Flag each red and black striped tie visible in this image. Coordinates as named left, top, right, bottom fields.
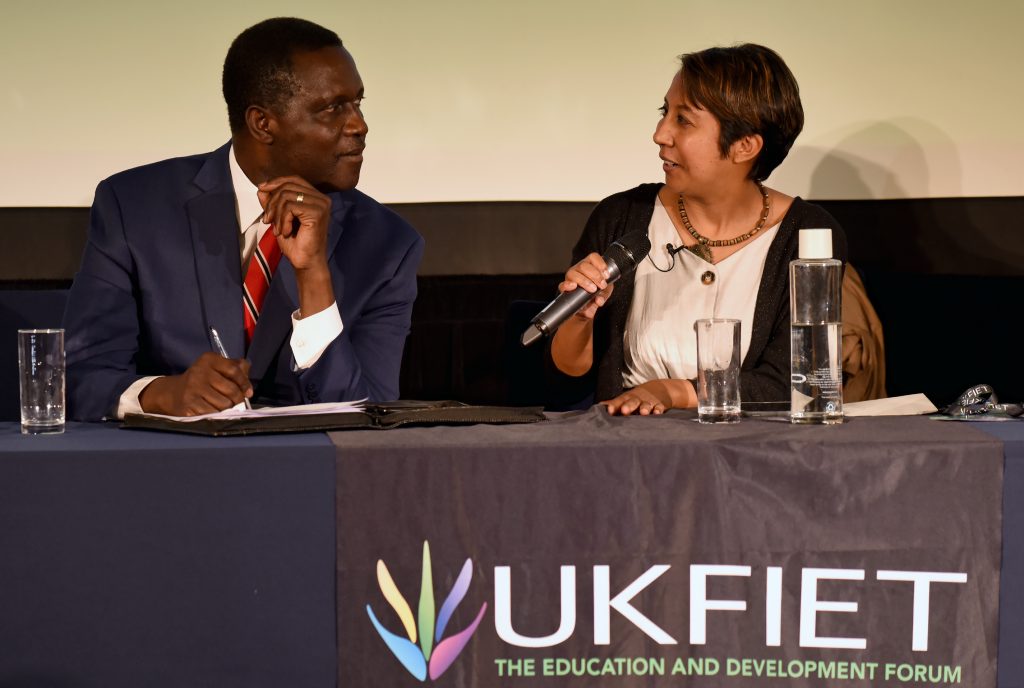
left=242, top=229, right=282, bottom=346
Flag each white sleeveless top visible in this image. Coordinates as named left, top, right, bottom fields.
left=622, top=197, right=780, bottom=387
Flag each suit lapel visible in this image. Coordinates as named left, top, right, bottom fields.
left=186, top=144, right=245, bottom=358
left=246, top=256, right=296, bottom=382
left=324, top=191, right=352, bottom=259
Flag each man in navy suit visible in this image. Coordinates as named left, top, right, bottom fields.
left=63, top=18, right=424, bottom=421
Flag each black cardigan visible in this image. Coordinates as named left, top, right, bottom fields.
left=547, top=183, right=848, bottom=403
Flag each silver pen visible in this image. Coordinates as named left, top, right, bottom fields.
left=209, top=327, right=253, bottom=410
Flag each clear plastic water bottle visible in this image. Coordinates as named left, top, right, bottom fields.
left=790, top=229, right=843, bottom=424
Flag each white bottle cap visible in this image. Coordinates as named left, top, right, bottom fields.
left=798, top=228, right=833, bottom=259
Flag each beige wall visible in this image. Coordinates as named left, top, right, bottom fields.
left=2, top=0, right=1021, bottom=205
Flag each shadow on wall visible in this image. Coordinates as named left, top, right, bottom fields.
left=809, top=150, right=906, bottom=199
left=796, top=118, right=963, bottom=200
left=794, top=120, right=1022, bottom=275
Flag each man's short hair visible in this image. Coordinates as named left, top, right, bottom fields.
left=679, top=44, right=804, bottom=181
left=222, top=17, right=343, bottom=132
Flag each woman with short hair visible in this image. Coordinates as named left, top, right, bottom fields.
left=550, top=44, right=847, bottom=415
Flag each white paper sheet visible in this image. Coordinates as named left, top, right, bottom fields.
left=844, top=393, right=937, bottom=417
left=137, top=399, right=367, bottom=423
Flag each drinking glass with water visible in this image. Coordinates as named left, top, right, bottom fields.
left=18, top=329, right=65, bottom=435
left=694, top=318, right=741, bottom=424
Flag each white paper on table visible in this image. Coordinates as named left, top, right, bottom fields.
left=137, top=399, right=368, bottom=423
left=844, top=393, right=937, bottom=417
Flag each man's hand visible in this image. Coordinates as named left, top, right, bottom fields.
left=139, top=352, right=252, bottom=416
left=257, top=176, right=331, bottom=272
left=257, top=176, right=335, bottom=317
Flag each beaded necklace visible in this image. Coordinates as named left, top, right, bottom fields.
left=677, top=181, right=770, bottom=263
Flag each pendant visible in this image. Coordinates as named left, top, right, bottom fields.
left=687, top=242, right=713, bottom=263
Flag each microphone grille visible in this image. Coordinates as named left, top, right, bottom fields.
left=608, top=230, right=652, bottom=270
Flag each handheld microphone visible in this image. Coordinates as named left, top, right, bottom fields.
left=520, top=230, right=652, bottom=347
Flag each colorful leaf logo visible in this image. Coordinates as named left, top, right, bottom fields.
left=367, top=541, right=488, bottom=681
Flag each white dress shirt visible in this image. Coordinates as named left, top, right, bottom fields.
left=622, top=196, right=779, bottom=387
left=115, top=146, right=343, bottom=418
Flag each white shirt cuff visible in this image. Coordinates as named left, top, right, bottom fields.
left=116, top=376, right=161, bottom=419
left=290, top=302, right=344, bottom=370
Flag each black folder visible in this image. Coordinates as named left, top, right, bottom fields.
left=122, top=400, right=546, bottom=436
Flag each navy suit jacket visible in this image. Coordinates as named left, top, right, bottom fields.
left=64, top=143, right=424, bottom=421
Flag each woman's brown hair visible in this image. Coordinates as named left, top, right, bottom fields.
left=680, top=44, right=804, bottom=181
